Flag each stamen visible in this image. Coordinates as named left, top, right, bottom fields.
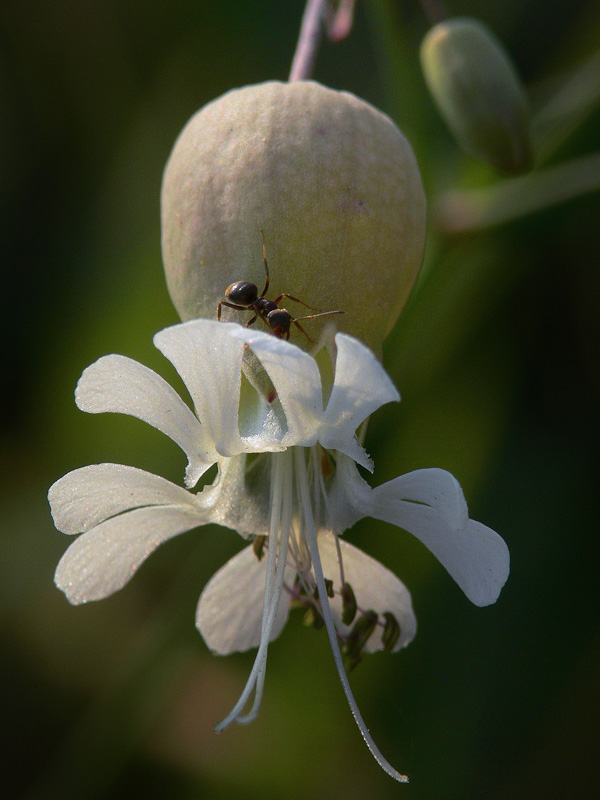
left=214, top=451, right=292, bottom=731
left=288, top=520, right=311, bottom=573
left=340, top=581, right=357, bottom=625
left=382, top=612, right=401, bottom=652
left=333, top=532, right=346, bottom=588
left=253, top=534, right=267, bottom=561
left=237, top=453, right=293, bottom=725
left=293, top=447, right=409, bottom=784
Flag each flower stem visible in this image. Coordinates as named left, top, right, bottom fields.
left=293, top=448, right=409, bottom=783
left=435, top=151, right=600, bottom=233
left=289, top=0, right=328, bottom=81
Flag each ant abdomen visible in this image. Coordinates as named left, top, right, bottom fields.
left=225, top=281, right=258, bottom=306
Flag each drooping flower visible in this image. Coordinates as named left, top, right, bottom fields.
left=49, top=318, right=509, bottom=783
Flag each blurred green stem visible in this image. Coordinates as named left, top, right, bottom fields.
left=532, top=49, right=600, bottom=165
left=435, top=152, right=600, bottom=232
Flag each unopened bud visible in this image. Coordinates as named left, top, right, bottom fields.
left=421, top=18, right=533, bottom=174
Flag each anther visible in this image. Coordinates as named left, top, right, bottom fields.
left=303, top=605, right=324, bottom=629
left=314, top=577, right=335, bottom=600
left=341, top=582, right=357, bottom=625
left=343, top=610, right=378, bottom=671
left=253, top=535, right=267, bottom=561
left=382, top=612, right=401, bottom=652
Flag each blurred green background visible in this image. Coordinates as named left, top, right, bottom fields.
left=1, top=1, right=599, bottom=798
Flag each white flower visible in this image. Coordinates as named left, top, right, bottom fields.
left=48, top=319, right=509, bottom=783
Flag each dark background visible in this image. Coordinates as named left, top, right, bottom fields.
left=1, top=1, right=599, bottom=798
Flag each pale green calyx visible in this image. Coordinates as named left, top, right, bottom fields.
left=161, top=81, right=426, bottom=351
left=421, top=18, right=533, bottom=174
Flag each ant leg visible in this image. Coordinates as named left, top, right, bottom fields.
left=255, top=309, right=272, bottom=332
left=246, top=315, right=258, bottom=328
left=293, top=310, right=345, bottom=322
left=273, top=293, right=317, bottom=310
left=260, top=230, right=270, bottom=298
left=217, top=300, right=251, bottom=320
left=292, top=319, right=314, bottom=343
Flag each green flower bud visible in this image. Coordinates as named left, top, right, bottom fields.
left=421, top=18, right=533, bottom=174
left=161, top=81, right=426, bottom=351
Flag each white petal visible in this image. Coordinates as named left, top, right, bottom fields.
left=371, top=469, right=510, bottom=606
left=327, top=454, right=375, bottom=533
left=55, top=505, right=203, bottom=604
left=386, top=468, right=469, bottom=529
left=75, top=354, right=215, bottom=487
left=317, top=532, right=416, bottom=652
left=196, top=544, right=294, bottom=654
left=329, top=438, right=374, bottom=472
left=194, top=454, right=272, bottom=539
left=319, top=335, right=400, bottom=458
left=233, top=326, right=324, bottom=447
left=49, top=463, right=198, bottom=534
left=154, top=320, right=246, bottom=457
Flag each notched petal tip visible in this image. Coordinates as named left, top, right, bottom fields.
left=48, top=463, right=201, bottom=536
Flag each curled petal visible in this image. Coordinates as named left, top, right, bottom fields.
left=317, top=532, right=416, bottom=652
left=319, top=335, right=399, bottom=469
left=55, top=505, right=203, bottom=604
left=327, top=453, right=375, bottom=533
left=75, top=354, right=215, bottom=487
left=371, top=469, right=509, bottom=606
left=196, top=455, right=272, bottom=540
left=154, top=321, right=246, bottom=457
left=196, top=544, right=294, bottom=654
left=49, top=463, right=198, bottom=534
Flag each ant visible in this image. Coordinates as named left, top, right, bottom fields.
left=217, top=231, right=344, bottom=341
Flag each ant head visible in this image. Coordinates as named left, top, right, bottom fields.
left=267, top=308, right=292, bottom=338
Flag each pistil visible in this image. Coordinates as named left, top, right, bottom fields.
left=293, top=447, right=409, bottom=783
